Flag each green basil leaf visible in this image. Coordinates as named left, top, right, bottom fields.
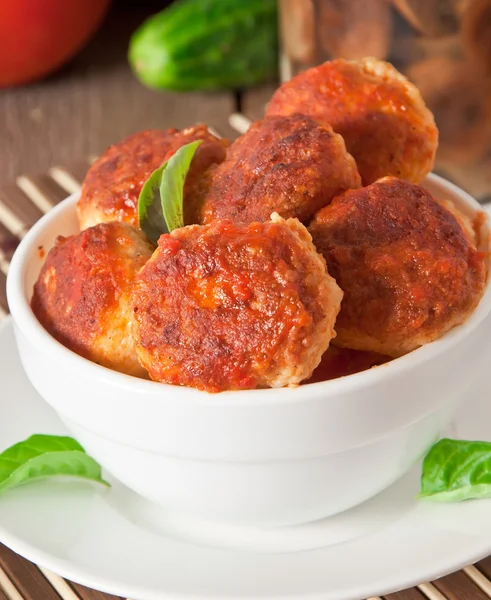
left=160, top=139, right=202, bottom=232
left=138, top=163, right=170, bottom=244
left=419, top=438, right=491, bottom=502
left=0, top=434, right=110, bottom=494
left=138, top=140, right=203, bottom=243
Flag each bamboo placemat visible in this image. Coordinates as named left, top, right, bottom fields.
left=2, top=117, right=491, bottom=600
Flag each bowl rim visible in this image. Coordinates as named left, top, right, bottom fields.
left=7, top=173, right=491, bottom=406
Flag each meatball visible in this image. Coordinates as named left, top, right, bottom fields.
left=267, top=58, right=438, bottom=185
left=77, top=126, right=228, bottom=230
left=132, top=213, right=343, bottom=392
left=192, top=114, right=361, bottom=226
left=437, top=199, right=477, bottom=246
left=31, top=222, right=153, bottom=377
left=306, top=347, right=389, bottom=384
left=309, top=177, right=486, bottom=357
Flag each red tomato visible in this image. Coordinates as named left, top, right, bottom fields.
left=0, top=0, right=111, bottom=87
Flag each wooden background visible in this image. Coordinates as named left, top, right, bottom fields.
left=0, top=5, right=243, bottom=183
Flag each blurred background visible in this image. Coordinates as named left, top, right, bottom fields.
left=2, top=0, right=491, bottom=199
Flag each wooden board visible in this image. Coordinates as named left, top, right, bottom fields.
left=0, top=7, right=237, bottom=183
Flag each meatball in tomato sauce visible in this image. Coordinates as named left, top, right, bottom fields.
left=31, top=222, right=153, bottom=377
left=306, top=347, right=389, bottom=384
left=267, top=58, right=438, bottom=186
left=77, top=126, right=228, bottom=230
left=437, top=199, right=477, bottom=246
left=309, top=177, right=486, bottom=357
left=193, top=114, right=361, bottom=226
left=132, top=214, right=343, bottom=392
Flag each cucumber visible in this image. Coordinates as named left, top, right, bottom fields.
left=128, top=0, right=278, bottom=91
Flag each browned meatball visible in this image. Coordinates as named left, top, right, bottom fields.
left=437, top=199, right=477, bottom=246
left=192, top=114, right=361, bottom=226
left=309, top=177, right=486, bottom=357
left=306, top=347, right=389, bottom=384
left=77, top=126, right=229, bottom=230
left=132, top=214, right=343, bottom=392
left=31, top=222, right=153, bottom=376
left=267, top=58, right=438, bottom=185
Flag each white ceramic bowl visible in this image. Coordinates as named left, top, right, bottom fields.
left=6, top=174, right=491, bottom=529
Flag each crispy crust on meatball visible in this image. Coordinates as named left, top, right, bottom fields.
left=31, top=222, right=154, bottom=376
left=192, top=114, right=361, bottom=226
left=132, top=213, right=343, bottom=392
left=309, top=177, right=486, bottom=357
left=267, top=58, right=438, bottom=185
left=77, top=127, right=228, bottom=230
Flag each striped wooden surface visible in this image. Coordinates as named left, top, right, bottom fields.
left=1, top=116, right=491, bottom=600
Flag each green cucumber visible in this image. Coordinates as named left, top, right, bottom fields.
left=128, top=0, right=278, bottom=91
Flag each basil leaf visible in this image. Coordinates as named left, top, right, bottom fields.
left=0, top=434, right=109, bottom=494
left=138, top=164, right=170, bottom=244
left=160, top=140, right=202, bottom=232
left=138, top=140, right=203, bottom=243
left=419, top=438, right=491, bottom=502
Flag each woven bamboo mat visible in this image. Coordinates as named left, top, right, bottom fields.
left=2, top=117, right=491, bottom=600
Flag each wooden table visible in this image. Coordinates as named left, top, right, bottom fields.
left=0, top=5, right=242, bottom=183
left=1, top=6, right=491, bottom=599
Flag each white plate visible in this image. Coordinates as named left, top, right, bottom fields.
left=2, top=316, right=491, bottom=600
